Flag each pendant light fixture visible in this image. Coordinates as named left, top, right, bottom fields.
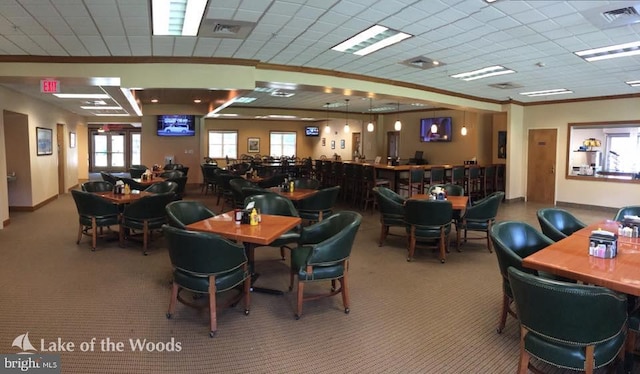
left=324, top=102, right=331, bottom=133
left=461, top=110, right=468, bottom=136
left=430, top=109, right=438, bottom=134
left=344, top=99, right=350, bottom=133
left=394, top=102, right=402, bottom=131
left=367, top=98, right=374, bottom=132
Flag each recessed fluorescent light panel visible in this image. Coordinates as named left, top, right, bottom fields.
left=53, top=93, right=111, bottom=99
left=234, top=97, right=257, bottom=103
left=331, top=25, right=413, bottom=56
left=323, top=102, right=346, bottom=108
left=267, top=115, right=297, bottom=119
left=575, top=41, right=640, bottom=62
left=152, top=0, right=207, bottom=36
left=519, top=89, right=573, bottom=97
left=80, top=106, right=123, bottom=110
left=626, top=80, right=640, bottom=87
left=451, top=66, right=515, bottom=81
left=270, top=91, right=295, bottom=98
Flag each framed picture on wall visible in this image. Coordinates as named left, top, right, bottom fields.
left=248, top=137, right=260, bottom=153
left=322, top=137, right=326, bottom=146
left=36, top=127, right=53, bottom=156
left=69, top=132, right=76, bottom=148
left=498, top=131, right=507, bottom=159
left=340, top=139, right=345, bottom=149
left=331, top=140, right=335, bottom=149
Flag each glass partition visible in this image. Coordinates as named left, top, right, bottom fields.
left=567, top=121, right=640, bottom=182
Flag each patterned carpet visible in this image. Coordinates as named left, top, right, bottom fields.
left=0, top=185, right=630, bottom=373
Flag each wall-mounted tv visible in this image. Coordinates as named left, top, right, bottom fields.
left=305, top=126, right=320, bottom=136
left=420, top=117, right=452, bottom=142
left=157, top=115, right=196, bottom=136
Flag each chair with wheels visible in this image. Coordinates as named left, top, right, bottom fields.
left=100, top=171, right=120, bottom=185
left=159, top=170, right=184, bottom=179
left=245, top=194, right=301, bottom=260
left=229, top=178, right=258, bottom=209
left=163, top=225, right=251, bottom=337
left=292, top=178, right=321, bottom=190
left=119, top=192, right=175, bottom=255
left=613, top=205, right=640, bottom=221
left=166, top=200, right=216, bottom=229
left=70, top=189, right=120, bottom=251
left=404, top=199, right=453, bottom=263
left=372, top=187, right=406, bottom=247
left=296, top=185, right=341, bottom=223
left=536, top=208, right=586, bottom=242
left=508, top=267, right=627, bottom=374
left=144, top=180, right=178, bottom=195
left=489, top=221, right=554, bottom=333
left=81, top=181, right=114, bottom=192
left=129, top=165, right=148, bottom=178
left=456, top=191, right=504, bottom=252
left=289, top=211, right=362, bottom=319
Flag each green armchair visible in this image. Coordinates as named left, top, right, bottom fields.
left=229, top=178, right=259, bottom=209
left=163, top=225, right=250, bottom=337
left=71, top=189, right=120, bottom=251
left=165, top=200, right=216, bottom=229
left=372, top=187, right=406, bottom=247
left=404, top=199, right=453, bottom=263
left=508, top=267, right=627, bottom=374
left=100, top=171, right=120, bottom=185
left=296, top=185, right=341, bottom=223
left=291, top=178, right=321, bottom=190
left=536, top=207, right=586, bottom=242
left=427, top=183, right=464, bottom=196
left=120, top=192, right=175, bottom=255
left=456, top=191, right=504, bottom=252
left=128, top=165, right=148, bottom=178
left=613, top=205, right=640, bottom=221
left=489, top=221, right=554, bottom=333
left=144, top=180, right=178, bottom=194
left=81, top=181, right=114, bottom=192
left=289, top=211, right=362, bottom=319
left=244, top=194, right=301, bottom=260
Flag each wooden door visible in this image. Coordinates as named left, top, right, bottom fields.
left=387, top=131, right=399, bottom=160
left=57, top=123, right=65, bottom=194
left=527, top=129, right=557, bottom=204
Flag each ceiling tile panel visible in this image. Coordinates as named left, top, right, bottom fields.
left=151, top=36, right=174, bottom=56
left=128, top=35, right=152, bottom=55
left=122, top=17, right=150, bottom=37
left=31, top=34, right=67, bottom=55
left=7, top=16, right=47, bottom=35
left=65, top=17, right=99, bottom=36
left=4, top=34, right=45, bottom=54
left=93, top=17, right=126, bottom=36
left=52, top=3, right=90, bottom=17
left=103, top=35, right=131, bottom=56
left=78, top=35, right=110, bottom=55
left=55, top=35, right=90, bottom=55
left=192, top=38, right=221, bottom=57
left=172, top=38, right=197, bottom=57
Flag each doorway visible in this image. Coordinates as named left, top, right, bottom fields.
left=351, top=132, right=361, bottom=158
left=56, top=123, right=65, bottom=194
left=527, top=129, right=557, bottom=204
left=387, top=132, right=400, bottom=160
left=90, top=130, right=127, bottom=172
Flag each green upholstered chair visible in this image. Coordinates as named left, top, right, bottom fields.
left=536, top=208, right=586, bottom=242
left=240, top=186, right=277, bottom=200
left=229, top=178, right=259, bottom=209
left=426, top=166, right=446, bottom=186
left=291, top=178, right=321, bottom=190
left=120, top=177, right=145, bottom=192
left=296, top=185, right=341, bottom=223
left=427, top=183, right=464, bottom=197
left=163, top=224, right=250, bottom=337
left=164, top=176, right=188, bottom=200
left=100, top=171, right=120, bottom=185
left=613, top=205, right=640, bottom=221
left=244, top=194, right=301, bottom=260
left=489, top=221, right=554, bottom=334
left=404, top=199, right=453, bottom=263
left=165, top=200, right=216, bottom=229
left=81, top=181, right=114, bottom=192
left=257, top=173, right=287, bottom=188
left=119, top=192, right=175, bottom=255
left=144, top=180, right=178, bottom=194
left=289, top=211, right=362, bottom=319
left=128, top=165, right=148, bottom=178
left=159, top=170, right=184, bottom=179
left=200, top=163, right=220, bottom=195
left=508, top=267, right=627, bottom=374
left=372, top=187, right=406, bottom=247
left=397, top=166, right=424, bottom=197
left=456, top=191, right=504, bottom=252
left=217, top=174, right=244, bottom=213
left=71, top=189, right=120, bottom=251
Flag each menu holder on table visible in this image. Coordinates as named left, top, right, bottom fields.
left=589, top=229, right=617, bottom=259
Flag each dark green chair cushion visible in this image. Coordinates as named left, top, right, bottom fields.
left=166, top=200, right=216, bottom=229
left=536, top=208, right=587, bottom=242
left=71, top=189, right=120, bottom=228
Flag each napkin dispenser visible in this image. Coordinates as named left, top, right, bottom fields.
left=588, top=229, right=617, bottom=259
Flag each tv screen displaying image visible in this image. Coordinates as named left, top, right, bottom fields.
left=157, top=115, right=196, bottom=136
left=305, top=126, right=320, bottom=136
left=420, top=117, right=452, bottom=142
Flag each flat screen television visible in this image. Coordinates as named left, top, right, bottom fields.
left=420, top=117, right=452, bottom=142
left=157, top=115, right=196, bottom=136
left=305, top=126, right=320, bottom=136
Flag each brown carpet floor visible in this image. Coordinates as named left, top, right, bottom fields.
left=0, top=186, right=631, bottom=373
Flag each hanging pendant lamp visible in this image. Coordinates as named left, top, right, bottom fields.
left=394, top=102, right=402, bottom=131
left=344, top=99, right=350, bottom=133
left=324, top=102, right=331, bottom=133
left=461, top=110, right=468, bottom=136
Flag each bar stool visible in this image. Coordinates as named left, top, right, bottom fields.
left=495, top=164, right=505, bottom=192
left=362, top=165, right=390, bottom=212
left=397, top=166, right=424, bottom=198
left=424, top=166, right=445, bottom=190
left=482, top=164, right=496, bottom=198
left=352, top=164, right=365, bottom=207
left=464, top=165, right=482, bottom=203
left=449, top=165, right=465, bottom=186
left=343, top=163, right=356, bottom=202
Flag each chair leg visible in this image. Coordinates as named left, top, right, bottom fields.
left=91, top=218, right=97, bottom=251
left=289, top=271, right=295, bottom=291
left=341, top=271, right=350, bottom=314
left=280, top=247, right=285, bottom=260
left=497, top=292, right=510, bottom=333
left=295, top=280, right=304, bottom=319
left=243, top=264, right=251, bottom=315
left=77, top=223, right=83, bottom=244
left=379, top=224, right=388, bottom=247
left=584, top=345, right=595, bottom=374
left=407, top=227, right=416, bottom=262
left=439, top=229, right=446, bottom=263
left=208, top=276, right=217, bottom=337
left=486, top=221, right=493, bottom=253
left=518, top=327, right=531, bottom=374
left=142, top=221, right=149, bottom=255
left=166, top=282, right=179, bottom=318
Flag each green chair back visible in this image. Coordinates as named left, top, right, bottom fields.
left=536, top=208, right=586, bottom=242
left=613, top=205, right=640, bottom=221
left=166, top=200, right=216, bottom=229
left=81, top=181, right=114, bottom=192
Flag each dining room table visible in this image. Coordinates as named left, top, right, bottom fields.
left=522, top=220, right=640, bottom=297
left=133, top=176, right=165, bottom=186
left=186, top=211, right=302, bottom=295
left=93, top=190, right=153, bottom=204
left=269, top=187, right=318, bottom=201
left=407, top=194, right=468, bottom=211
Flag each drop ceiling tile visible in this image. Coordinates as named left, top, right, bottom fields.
left=66, top=16, right=100, bottom=35
left=192, top=38, right=221, bottom=57
left=56, top=35, right=89, bottom=55
left=31, top=34, right=66, bottom=55
left=5, top=34, right=45, bottom=54
left=235, top=9, right=263, bottom=22
left=104, top=35, right=130, bottom=56
left=78, top=35, right=110, bottom=55
left=152, top=37, right=174, bottom=56
left=173, top=38, right=197, bottom=56
left=53, top=3, right=90, bottom=17
left=94, top=17, right=126, bottom=36
left=128, top=36, right=152, bottom=55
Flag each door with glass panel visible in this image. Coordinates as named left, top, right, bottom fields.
left=91, top=131, right=126, bottom=172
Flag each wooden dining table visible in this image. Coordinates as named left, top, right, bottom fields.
left=523, top=220, right=640, bottom=296
left=186, top=212, right=302, bottom=295
left=408, top=195, right=468, bottom=211
left=269, top=187, right=318, bottom=201
left=94, top=190, right=153, bottom=204
left=133, top=176, right=165, bottom=186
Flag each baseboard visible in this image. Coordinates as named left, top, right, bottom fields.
left=68, top=184, right=79, bottom=191
left=2, top=218, right=9, bottom=227
left=9, top=194, right=58, bottom=212
left=504, top=196, right=524, bottom=203
left=556, top=201, right=618, bottom=213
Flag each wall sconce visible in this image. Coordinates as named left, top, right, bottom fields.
left=394, top=102, right=402, bottom=131
left=344, top=99, right=350, bottom=133
left=583, top=137, right=601, bottom=151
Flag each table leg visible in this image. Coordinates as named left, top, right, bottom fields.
left=244, top=243, right=284, bottom=296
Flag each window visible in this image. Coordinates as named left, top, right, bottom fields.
left=131, top=133, right=141, bottom=165
left=270, top=131, right=297, bottom=157
left=208, top=131, right=237, bottom=159
left=605, top=133, right=640, bottom=172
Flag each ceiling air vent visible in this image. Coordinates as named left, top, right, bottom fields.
left=199, top=20, right=256, bottom=39
left=489, top=82, right=523, bottom=90
left=400, top=56, right=445, bottom=70
left=583, top=3, right=640, bottom=29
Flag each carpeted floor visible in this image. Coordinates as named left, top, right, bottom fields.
left=0, top=185, right=631, bottom=373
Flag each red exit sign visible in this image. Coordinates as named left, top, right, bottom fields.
left=40, top=79, right=60, bottom=93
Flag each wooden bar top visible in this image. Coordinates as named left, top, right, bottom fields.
left=186, top=212, right=301, bottom=246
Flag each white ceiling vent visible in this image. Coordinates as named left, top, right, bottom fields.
left=583, top=2, right=640, bottom=29
left=489, top=82, right=523, bottom=90
left=400, top=56, right=445, bottom=70
left=199, top=20, right=256, bottom=39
